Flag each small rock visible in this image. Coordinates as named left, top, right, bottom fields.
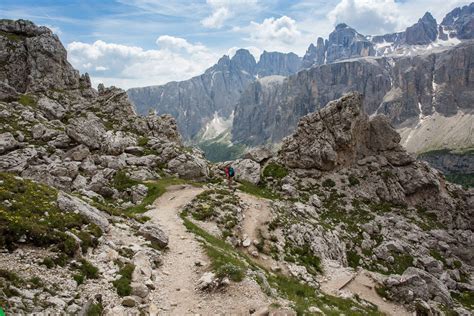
left=121, top=296, right=137, bottom=307
left=242, top=238, right=252, bottom=247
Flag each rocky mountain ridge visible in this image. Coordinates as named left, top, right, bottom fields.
left=302, top=3, right=474, bottom=68
left=127, top=49, right=301, bottom=141
left=233, top=40, right=474, bottom=152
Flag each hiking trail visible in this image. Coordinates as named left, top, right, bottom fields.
left=145, top=185, right=272, bottom=315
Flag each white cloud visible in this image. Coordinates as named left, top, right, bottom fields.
left=201, top=7, right=230, bottom=28
left=328, top=0, right=402, bottom=35
left=156, top=35, right=207, bottom=53
left=67, top=37, right=219, bottom=89
left=200, top=0, right=259, bottom=29
left=327, top=0, right=472, bottom=35
left=236, top=15, right=310, bottom=54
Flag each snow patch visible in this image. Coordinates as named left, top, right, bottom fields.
left=200, top=112, right=233, bottom=141
left=257, top=75, right=286, bottom=88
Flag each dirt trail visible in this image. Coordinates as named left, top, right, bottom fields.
left=145, top=185, right=272, bottom=315
left=319, top=261, right=410, bottom=316
left=237, top=192, right=289, bottom=274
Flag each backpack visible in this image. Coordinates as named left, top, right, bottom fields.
left=228, top=167, right=235, bottom=177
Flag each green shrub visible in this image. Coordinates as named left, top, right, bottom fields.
left=112, top=171, right=139, bottom=191
left=73, top=273, right=85, bottom=285
left=137, top=136, right=149, bottom=147
left=347, top=250, right=362, bottom=268
left=113, top=264, right=134, bottom=297
left=41, top=257, right=55, bottom=269
left=451, top=290, right=474, bottom=309
left=86, top=302, right=104, bottom=316
left=348, top=175, right=360, bottom=186
left=216, top=263, right=245, bottom=282
left=322, top=179, right=336, bottom=188
left=18, top=94, right=36, bottom=107
left=263, top=163, right=288, bottom=180
left=78, top=260, right=99, bottom=279
left=375, top=285, right=389, bottom=299
left=286, top=244, right=322, bottom=275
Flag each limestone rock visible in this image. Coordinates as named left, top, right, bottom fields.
left=66, top=113, right=106, bottom=150
left=385, top=267, right=453, bottom=306
left=197, top=272, right=218, bottom=291
left=0, top=132, right=19, bottom=154
left=138, top=223, right=169, bottom=248
left=65, top=145, right=90, bottom=161
left=279, top=93, right=410, bottom=171
left=57, top=191, right=110, bottom=231
left=167, top=153, right=209, bottom=180
left=243, top=147, right=273, bottom=163
left=233, top=159, right=261, bottom=185
left=37, top=97, right=66, bottom=120
left=0, top=147, right=37, bottom=173
left=130, top=184, right=148, bottom=204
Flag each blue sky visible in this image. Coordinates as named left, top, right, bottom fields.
left=1, top=0, right=471, bottom=89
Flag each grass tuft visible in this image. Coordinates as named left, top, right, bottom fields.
left=113, top=263, right=135, bottom=297
left=263, top=163, right=288, bottom=180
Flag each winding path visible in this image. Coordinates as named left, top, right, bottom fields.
left=145, top=185, right=272, bottom=315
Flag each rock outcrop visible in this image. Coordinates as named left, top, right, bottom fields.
left=0, top=19, right=88, bottom=94
left=441, top=3, right=474, bottom=39
left=371, top=12, right=438, bottom=49
left=279, top=93, right=407, bottom=170
left=302, top=23, right=375, bottom=68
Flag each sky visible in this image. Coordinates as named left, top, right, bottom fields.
left=1, top=0, right=471, bottom=89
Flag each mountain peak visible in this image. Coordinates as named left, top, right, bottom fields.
left=335, top=23, right=349, bottom=30
left=421, top=11, right=436, bottom=23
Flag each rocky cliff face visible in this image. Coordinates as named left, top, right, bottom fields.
left=0, top=19, right=90, bottom=95
left=441, top=3, right=474, bottom=39
left=304, top=5, right=474, bottom=68
left=127, top=50, right=301, bottom=141
left=371, top=12, right=438, bottom=49
left=232, top=41, right=474, bottom=153
left=0, top=20, right=209, bottom=314
left=301, top=23, right=375, bottom=68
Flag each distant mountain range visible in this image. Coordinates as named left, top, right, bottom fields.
left=127, top=50, right=301, bottom=141
left=127, top=3, right=474, bottom=169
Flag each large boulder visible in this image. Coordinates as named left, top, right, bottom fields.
left=243, top=147, right=273, bottom=163
left=102, top=131, right=137, bottom=155
left=0, top=147, right=38, bottom=173
left=279, top=93, right=410, bottom=171
left=66, top=113, right=107, bottom=150
left=167, top=153, right=209, bottom=180
left=57, top=191, right=110, bottom=231
left=138, top=223, right=169, bottom=248
left=0, top=19, right=85, bottom=93
left=233, top=159, right=261, bottom=185
left=65, top=145, right=90, bottom=161
left=0, top=132, right=19, bottom=154
left=37, top=97, right=66, bottom=120
left=384, top=267, right=453, bottom=306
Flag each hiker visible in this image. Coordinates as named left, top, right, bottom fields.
left=224, top=165, right=235, bottom=190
